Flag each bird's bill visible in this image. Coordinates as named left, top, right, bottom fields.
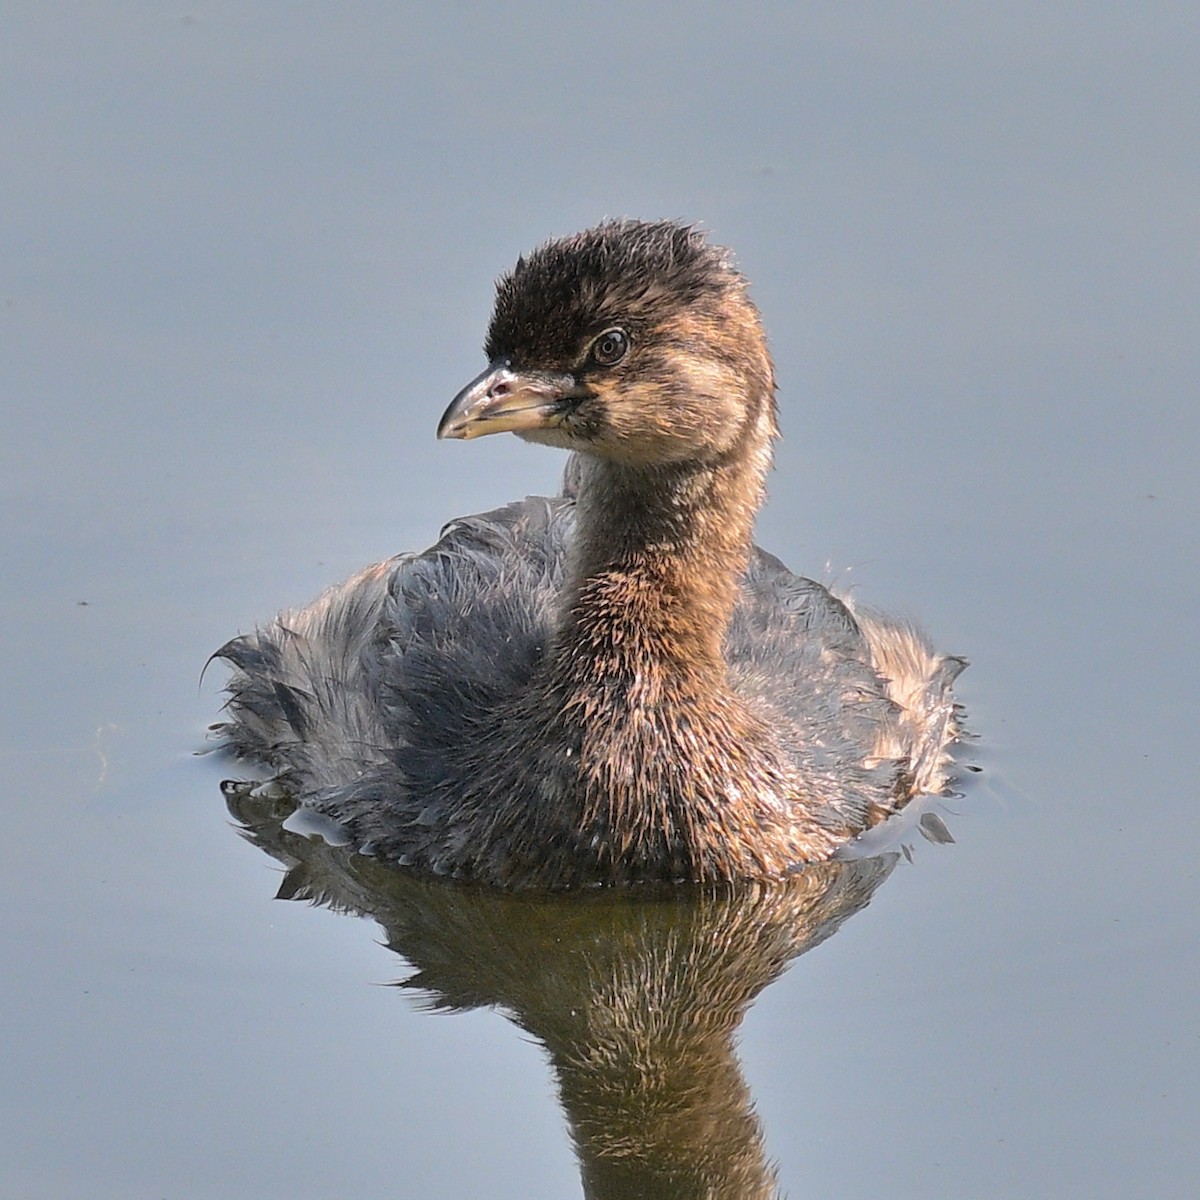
left=437, top=360, right=583, bottom=440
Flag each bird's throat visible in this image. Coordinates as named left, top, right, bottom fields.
left=554, top=448, right=766, bottom=690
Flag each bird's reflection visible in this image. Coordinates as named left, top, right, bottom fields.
left=226, top=784, right=901, bottom=1199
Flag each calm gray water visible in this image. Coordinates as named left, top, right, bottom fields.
left=2, top=6, right=1196, bottom=1198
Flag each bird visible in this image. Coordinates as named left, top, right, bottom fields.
left=215, top=219, right=964, bottom=888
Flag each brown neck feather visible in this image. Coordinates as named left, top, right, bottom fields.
left=553, top=409, right=772, bottom=695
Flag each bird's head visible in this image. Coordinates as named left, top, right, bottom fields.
left=438, top=220, right=777, bottom=467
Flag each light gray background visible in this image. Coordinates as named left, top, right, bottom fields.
left=2, top=5, right=1196, bottom=1197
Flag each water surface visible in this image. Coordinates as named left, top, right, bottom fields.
left=2, top=6, right=1196, bottom=1197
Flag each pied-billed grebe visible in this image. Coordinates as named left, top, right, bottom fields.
left=217, top=219, right=963, bottom=888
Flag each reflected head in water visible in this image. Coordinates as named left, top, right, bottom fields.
left=227, top=785, right=902, bottom=1200
left=215, top=219, right=965, bottom=887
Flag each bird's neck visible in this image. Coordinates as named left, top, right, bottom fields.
left=554, top=427, right=771, bottom=691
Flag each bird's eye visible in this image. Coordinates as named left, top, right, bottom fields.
left=590, top=328, right=630, bottom=367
